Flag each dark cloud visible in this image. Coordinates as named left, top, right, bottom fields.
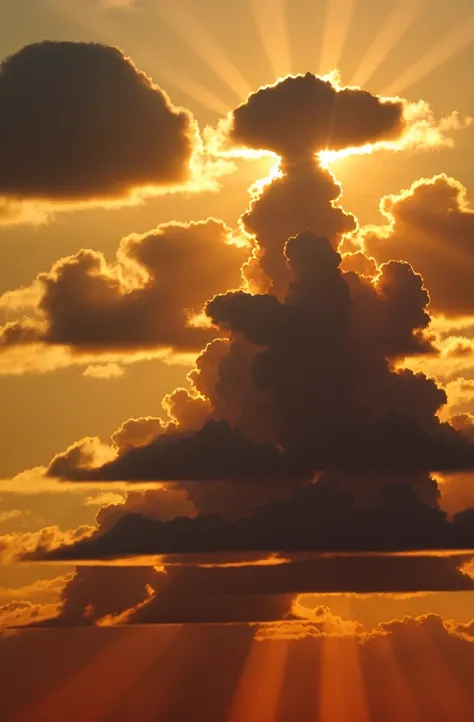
left=0, top=41, right=196, bottom=200
left=217, top=73, right=404, bottom=296
left=241, top=158, right=356, bottom=296
left=0, top=220, right=248, bottom=352
left=30, top=481, right=474, bottom=559
left=49, top=420, right=301, bottom=482
left=361, top=174, right=474, bottom=316
left=45, top=232, right=474, bottom=489
left=225, top=73, right=405, bottom=159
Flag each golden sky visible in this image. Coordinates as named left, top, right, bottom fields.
left=2, top=1, right=474, bottom=719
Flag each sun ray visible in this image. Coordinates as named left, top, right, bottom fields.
left=384, top=9, right=474, bottom=94
left=248, top=0, right=292, bottom=81
left=369, top=633, right=421, bottom=722
left=153, top=0, right=252, bottom=103
left=226, top=635, right=288, bottom=722
left=156, top=67, right=231, bottom=115
left=15, top=626, right=180, bottom=722
left=48, top=0, right=229, bottom=115
left=350, top=0, right=428, bottom=87
left=319, top=632, right=370, bottom=722
left=318, top=0, right=358, bottom=75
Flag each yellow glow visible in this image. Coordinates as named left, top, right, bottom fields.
left=154, top=1, right=252, bottom=103
left=248, top=0, right=292, bottom=81
left=157, top=66, right=231, bottom=115
left=318, top=0, right=357, bottom=75
left=350, top=0, right=428, bottom=87
left=384, top=9, right=474, bottom=94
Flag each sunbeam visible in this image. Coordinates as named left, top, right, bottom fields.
left=248, top=0, right=292, bottom=82
left=227, top=635, right=288, bottom=722
left=14, top=627, right=180, bottom=722
left=156, top=67, right=231, bottom=115
left=384, top=9, right=474, bottom=94
left=350, top=0, right=428, bottom=87
left=318, top=632, right=370, bottom=722
left=49, top=0, right=230, bottom=114
left=153, top=0, right=252, bottom=103
left=318, top=0, right=358, bottom=75
left=368, top=633, right=420, bottom=722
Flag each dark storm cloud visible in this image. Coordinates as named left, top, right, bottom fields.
left=0, top=220, right=248, bottom=352
left=29, top=481, right=474, bottom=559
left=0, top=41, right=196, bottom=200
left=226, top=73, right=405, bottom=159
left=361, top=174, right=474, bottom=316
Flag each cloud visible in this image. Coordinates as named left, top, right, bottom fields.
left=83, top=363, right=125, bottom=380
left=27, top=481, right=474, bottom=560
left=0, top=41, right=199, bottom=206
left=218, top=73, right=405, bottom=159
left=0, top=219, right=249, bottom=358
left=7, top=553, right=474, bottom=631
left=0, top=525, right=93, bottom=564
left=0, top=509, right=26, bottom=524
left=48, top=420, right=300, bottom=482
left=361, top=175, right=474, bottom=316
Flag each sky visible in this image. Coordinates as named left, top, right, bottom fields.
left=2, top=0, right=474, bottom=720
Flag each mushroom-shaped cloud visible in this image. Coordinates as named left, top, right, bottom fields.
left=223, top=73, right=405, bottom=159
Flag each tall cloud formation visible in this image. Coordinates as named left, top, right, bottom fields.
left=214, top=72, right=405, bottom=296
left=0, top=220, right=248, bottom=353
left=0, top=41, right=197, bottom=202
left=11, top=70, right=474, bottom=567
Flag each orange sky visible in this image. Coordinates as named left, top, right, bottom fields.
left=2, top=2, right=474, bottom=719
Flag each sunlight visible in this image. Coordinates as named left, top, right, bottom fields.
left=156, top=66, right=231, bottom=115
left=350, top=0, right=428, bottom=87
left=371, top=634, right=420, bottom=722
left=319, top=631, right=371, bottom=722
left=417, top=620, right=472, bottom=718
left=384, top=9, right=474, bottom=94
left=248, top=0, right=292, bottom=82
left=227, top=636, right=288, bottom=722
left=154, top=0, right=252, bottom=103
left=15, top=626, right=180, bottom=722
left=318, top=0, right=358, bottom=75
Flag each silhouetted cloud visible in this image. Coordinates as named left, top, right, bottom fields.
left=361, top=175, right=474, bottom=316
left=27, top=481, right=474, bottom=560
left=0, top=41, right=197, bottom=201
left=223, top=73, right=405, bottom=159
left=0, top=220, right=248, bottom=353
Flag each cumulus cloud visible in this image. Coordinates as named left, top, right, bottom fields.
left=0, top=219, right=248, bottom=357
left=219, top=73, right=405, bottom=159
left=0, top=41, right=199, bottom=204
left=361, top=175, right=474, bottom=316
